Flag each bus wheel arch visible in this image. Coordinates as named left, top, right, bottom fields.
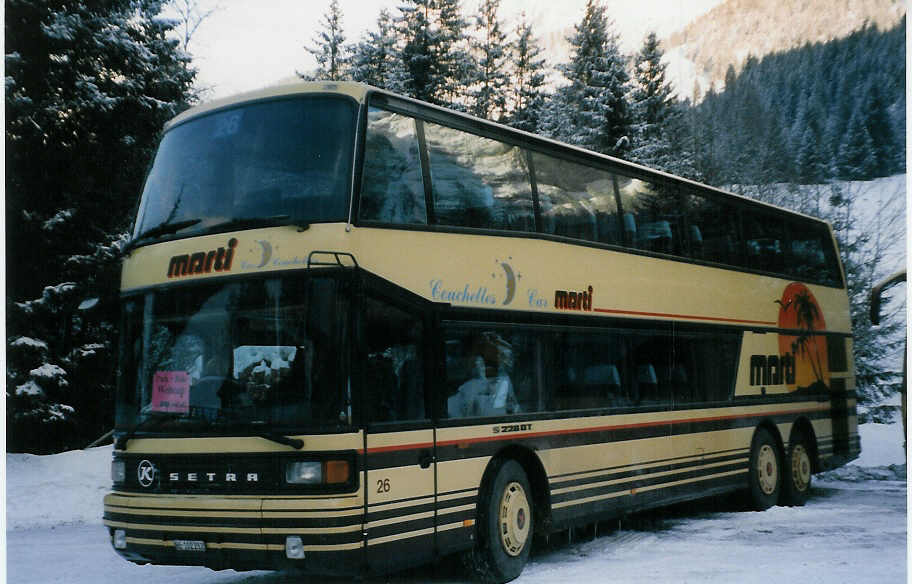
left=467, top=446, right=549, bottom=583
left=747, top=422, right=785, bottom=511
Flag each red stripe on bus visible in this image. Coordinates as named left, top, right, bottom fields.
left=591, top=307, right=777, bottom=326
left=358, top=405, right=830, bottom=454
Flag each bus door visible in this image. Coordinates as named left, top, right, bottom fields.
left=361, top=292, right=437, bottom=572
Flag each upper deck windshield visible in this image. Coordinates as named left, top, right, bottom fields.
left=116, top=274, right=351, bottom=434
left=132, top=95, right=357, bottom=244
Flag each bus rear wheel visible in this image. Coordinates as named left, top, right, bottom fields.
left=467, top=459, right=533, bottom=583
left=748, top=427, right=782, bottom=511
left=782, top=433, right=813, bottom=506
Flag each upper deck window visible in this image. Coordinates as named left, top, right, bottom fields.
left=358, top=97, right=844, bottom=289
left=133, top=96, right=357, bottom=243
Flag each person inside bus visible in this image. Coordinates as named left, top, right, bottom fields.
left=447, top=332, right=519, bottom=418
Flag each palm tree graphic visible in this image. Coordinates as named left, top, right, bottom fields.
left=776, top=290, right=825, bottom=387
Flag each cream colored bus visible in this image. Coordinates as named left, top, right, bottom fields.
left=105, top=82, right=859, bottom=583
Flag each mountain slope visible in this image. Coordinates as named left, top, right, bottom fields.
left=663, top=0, right=906, bottom=97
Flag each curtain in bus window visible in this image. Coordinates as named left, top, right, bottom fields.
left=363, top=296, right=426, bottom=423
left=786, top=220, right=841, bottom=286
left=359, top=108, right=427, bottom=224
left=629, top=333, right=675, bottom=406
left=552, top=332, right=631, bottom=410
left=615, top=178, right=683, bottom=255
left=443, top=326, right=538, bottom=418
left=423, top=123, right=535, bottom=231
left=669, top=332, right=738, bottom=406
left=744, top=212, right=786, bottom=273
left=684, top=193, right=743, bottom=266
left=529, top=152, right=622, bottom=245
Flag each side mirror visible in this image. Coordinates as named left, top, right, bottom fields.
left=870, top=269, right=906, bottom=325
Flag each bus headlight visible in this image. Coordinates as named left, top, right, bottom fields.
left=111, top=460, right=126, bottom=484
left=286, top=461, right=322, bottom=484
left=285, top=460, right=351, bottom=485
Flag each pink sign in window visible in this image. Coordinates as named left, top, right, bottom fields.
left=150, top=371, right=190, bottom=413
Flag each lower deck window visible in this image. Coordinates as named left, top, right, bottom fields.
left=442, top=323, right=739, bottom=419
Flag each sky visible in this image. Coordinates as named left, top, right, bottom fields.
left=183, top=0, right=725, bottom=100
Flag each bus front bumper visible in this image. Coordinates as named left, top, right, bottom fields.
left=103, top=491, right=364, bottom=574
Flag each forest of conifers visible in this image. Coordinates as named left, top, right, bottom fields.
left=5, top=0, right=905, bottom=453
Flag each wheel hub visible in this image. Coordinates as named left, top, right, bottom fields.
left=791, top=444, right=811, bottom=492
left=757, top=444, right=779, bottom=496
left=499, top=481, right=531, bottom=557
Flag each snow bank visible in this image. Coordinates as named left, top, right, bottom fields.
left=5, top=423, right=906, bottom=531
left=850, top=421, right=906, bottom=468
left=6, top=445, right=112, bottom=530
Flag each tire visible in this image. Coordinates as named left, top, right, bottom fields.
left=782, top=432, right=813, bottom=506
left=466, top=459, right=534, bottom=584
left=748, top=427, right=782, bottom=511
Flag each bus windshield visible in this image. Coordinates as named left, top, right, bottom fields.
left=117, top=275, right=351, bottom=433
left=132, top=95, right=357, bottom=243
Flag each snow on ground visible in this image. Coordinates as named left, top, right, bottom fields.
left=6, top=445, right=113, bottom=530
left=5, top=422, right=907, bottom=583
left=849, top=421, right=906, bottom=468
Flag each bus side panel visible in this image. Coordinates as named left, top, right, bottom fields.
left=541, top=420, right=751, bottom=529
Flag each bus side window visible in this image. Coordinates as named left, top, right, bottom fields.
left=530, top=153, right=623, bottom=246
left=363, top=296, right=426, bottom=423
left=423, top=122, right=535, bottom=233
left=685, top=192, right=743, bottom=266
left=786, top=219, right=841, bottom=286
left=552, top=332, right=628, bottom=411
left=359, top=108, right=427, bottom=225
left=618, top=178, right=683, bottom=255
left=744, top=212, right=786, bottom=274
left=443, top=327, right=524, bottom=419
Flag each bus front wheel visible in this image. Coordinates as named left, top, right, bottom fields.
left=467, top=459, right=533, bottom=583
left=748, top=427, right=782, bottom=511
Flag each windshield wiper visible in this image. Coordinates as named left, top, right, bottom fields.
left=201, top=215, right=310, bottom=234
left=216, top=411, right=304, bottom=449
left=125, top=218, right=202, bottom=252
left=255, top=433, right=304, bottom=449
left=115, top=413, right=172, bottom=450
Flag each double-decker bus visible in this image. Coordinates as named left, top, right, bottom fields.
left=105, top=81, right=859, bottom=583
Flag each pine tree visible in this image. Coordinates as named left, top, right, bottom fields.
left=507, top=15, right=547, bottom=133
left=795, top=125, right=825, bottom=184
left=470, top=0, right=509, bottom=120
left=396, top=0, right=473, bottom=108
left=629, top=31, right=694, bottom=174
left=349, top=8, right=408, bottom=92
left=397, top=0, right=439, bottom=102
left=860, top=81, right=895, bottom=177
left=836, top=107, right=878, bottom=180
left=304, top=0, right=348, bottom=81
left=552, top=0, right=632, bottom=157
left=826, top=183, right=904, bottom=405
left=435, top=0, right=475, bottom=108
left=6, top=0, right=197, bottom=452
left=630, top=33, right=673, bottom=143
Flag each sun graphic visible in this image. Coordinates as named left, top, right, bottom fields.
left=777, top=283, right=829, bottom=392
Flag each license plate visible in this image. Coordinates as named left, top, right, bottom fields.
left=173, top=539, right=206, bottom=552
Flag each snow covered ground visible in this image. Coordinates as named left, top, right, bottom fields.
left=6, top=422, right=907, bottom=583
